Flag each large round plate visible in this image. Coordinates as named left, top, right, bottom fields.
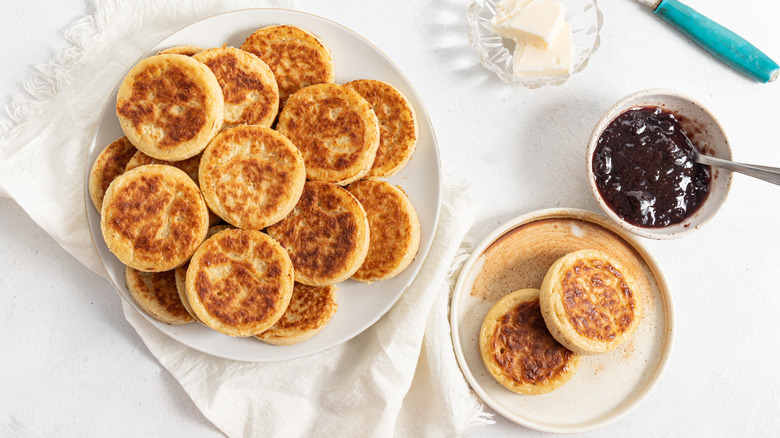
left=450, top=208, right=673, bottom=433
left=85, top=9, right=441, bottom=362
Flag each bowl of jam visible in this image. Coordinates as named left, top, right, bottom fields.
left=586, top=89, right=732, bottom=239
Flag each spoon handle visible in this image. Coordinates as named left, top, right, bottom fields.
left=697, top=154, right=780, bottom=186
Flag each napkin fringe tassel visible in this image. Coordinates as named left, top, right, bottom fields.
left=1, top=13, right=101, bottom=144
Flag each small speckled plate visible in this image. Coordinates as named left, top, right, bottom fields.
left=450, top=208, right=673, bottom=433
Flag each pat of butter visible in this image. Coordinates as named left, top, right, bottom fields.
left=512, top=22, right=574, bottom=77
left=490, top=0, right=566, bottom=49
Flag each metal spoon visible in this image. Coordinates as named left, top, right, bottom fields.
left=692, top=149, right=780, bottom=186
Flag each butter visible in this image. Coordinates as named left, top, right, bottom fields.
left=512, top=22, right=574, bottom=77
left=490, top=0, right=566, bottom=49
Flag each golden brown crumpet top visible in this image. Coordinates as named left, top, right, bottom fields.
left=88, top=136, right=137, bottom=212
left=185, top=228, right=294, bottom=337
left=124, top=151, right=221, bottom=228
left=344, top=80, right=418, bottom=178
left=100, top=164, right=210, bottom=272
left=266, top=181, right=370, bottom=286
left=193, top=47, right=279, bottom=127
left=124, top=150, right=202, bottom=182
left=540, top=249, right=641, bottom=355
left=240, top=24, right=335, bottom=107
left=276, top=83, right=380, bottom=185
left=125, top=266, right=193, bottom=325
left=256, top=283, right=338, bottom=345
left=479, top=289, right=580, bottom=395
left=116, top=54, right=224, bottom=161
left=346, top=179, right=420, bottom=283
left=174, top=224, right=234, bottom=322
left=198, top=125, right=306, bottom=230
left=124, top=152, right=221, bottom=229
left=157, top=45, right=204, bottom=56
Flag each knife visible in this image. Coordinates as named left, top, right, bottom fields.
left=637, top=0, right=779, bottom=83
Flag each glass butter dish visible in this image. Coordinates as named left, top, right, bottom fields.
left=468, top=0, right=603, bottom=88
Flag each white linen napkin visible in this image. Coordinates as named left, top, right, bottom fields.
left=0, top=0, right=491, bottom=436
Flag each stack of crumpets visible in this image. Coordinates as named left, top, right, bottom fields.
left=479, top=249, right=642, bottom=395
left=90, top=23, right=422, bottom=345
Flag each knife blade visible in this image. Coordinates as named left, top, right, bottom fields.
left=637, top=0, right=778, bottom=83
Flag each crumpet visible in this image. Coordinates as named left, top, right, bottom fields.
left=344, top=80, right=417, bottom=178
left=480, top=288, right=581, bottom=395
left=346, top=179, right=420, bottom=283
left=193, top=47, right=279, bottom=127
left=100, top=164, right=210, bottom=272
left=540, top=249, right=641, bottom=355
left=125, top=151, right=221, bottom=227
left=125, top=266, right=193, bottom=325
left=174, top=224, right=234, bottom=322
left=240, top=25, right=335, bottom=107
left=266, top=181, right=370, bottom=286
left=277, top=83, right=380, bottom=185
left=88, top=136, right=137, bottom=212
left=125, top=150, right=202, bottom=182
left=255, top=283, right=338, bottom=345
left=116, top=54, right=224, bottom=161
left=174, top=265, right=199, bottom=323
left=157, top=45, right=204, bottom=56
left=198, top=125, right=306, bottom=230
left=185, top=228, right=294, bottom=337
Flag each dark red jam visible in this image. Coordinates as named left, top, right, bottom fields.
left=592, top=106, right=711, bottom=228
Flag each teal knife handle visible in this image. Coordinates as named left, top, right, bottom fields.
left=655, top=0, right=779, bottom=83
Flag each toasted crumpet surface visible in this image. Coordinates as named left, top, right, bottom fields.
left=116, top=54, right=224, bottom=161
left=88, top=136, right=137, bottom=212
left=255, top=283, right=338, bottom=345
left=157, top=45, right=204, bottom=56
left=344, top=79, right=417, bottom=178
left=479, top=288, right=581, bottom=395
left=174, top=224, right=234, bottom=322
left=240, top=24, right=334, bottom=107
left=194, top=47, right=279, bottom=127
left=100, top=164, right=210, bottom=272
left=185, top=228, right=294, bottom=337
left=174, top=265, right=200, bottom=323
left=540, top=249, right=642, bottom=355
left=347, top=179, right=420, bottom=283
left=126, top=266, right=193, bottom=325
left=124, top=152, right=222, bottom=226
left=124, top=150, right=202, bottom=182
left=266, top=181, right=369, bottom=286
left=199, top=125, right=306, bottom=230
left=277, top=83, right=379, bottom=185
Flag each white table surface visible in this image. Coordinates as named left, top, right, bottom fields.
left=2, top=0, right=780, bottom=436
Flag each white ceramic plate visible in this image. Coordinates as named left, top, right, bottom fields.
left=450, top=208, right=673, bottom=433
left=85, top=9, right=441, bottom=362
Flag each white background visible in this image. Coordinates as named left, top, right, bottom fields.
left=2, top=0, right=780, bottom=436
